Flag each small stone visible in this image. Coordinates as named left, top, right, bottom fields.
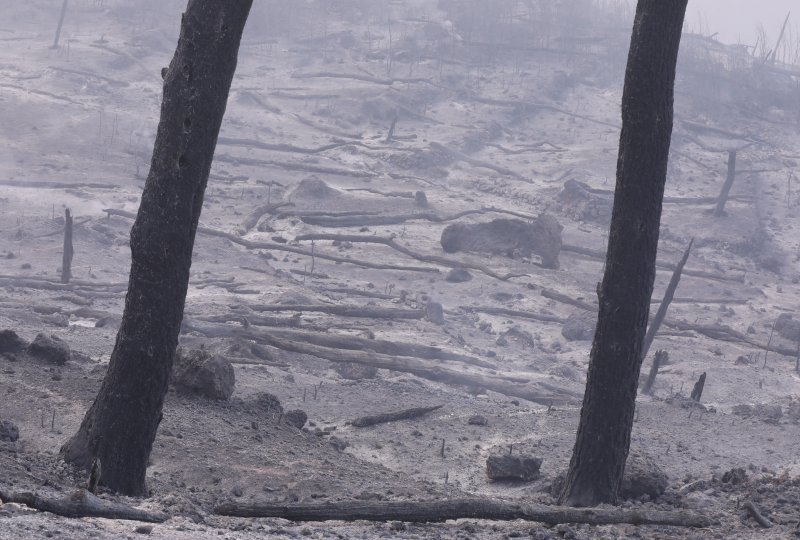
left=329, top=436, right=348, bottom=452
left=27, top=334, right=70, bottom=365
left=0, top=420, right=19, bottom=442
left=445, top=268, right=472, bottom=283
left=486, top=454, right=542, bottom=481
left=467, top=415, right=488, bottom=426
left=414, top=191, right=428, bottom=207
left=231, top=485, right=244, bottom=497
left=134, top=525, right=153, bottom=535
left=284, top=410, right=308, bottom=429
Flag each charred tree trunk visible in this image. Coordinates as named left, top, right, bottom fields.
left=559, top=0, right=688, bottom=507
left=60, top=0, right=253, bottom=496
left=51, top=0, right=68, bottom=49
left=712, top=150, right=737, bottom=216
left=61, top=208, right=73, bottom=284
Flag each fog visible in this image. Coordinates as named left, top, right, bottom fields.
left=687, top=0, right=796, bottom=45
left=1, top=1, right=799, bottom=538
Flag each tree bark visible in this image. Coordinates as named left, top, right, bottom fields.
left=60, top=0, right=253, bottom=496
left=0, top=489, right=167, bottom=523
left=559, top=0, right=688, bottom=507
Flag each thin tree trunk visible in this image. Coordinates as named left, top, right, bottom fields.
left=639, top=239, right=693, bottom=360
left=60, top=0, right=253, bottom=496
left=713, top=150, right=737, bottom=216
left=61, top=208, right=73, bottom=284
left=559, top=0, right=688, bottom=507
left=51, top=0, right=68, bottom=49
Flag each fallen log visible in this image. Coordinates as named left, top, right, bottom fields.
left=463, top=306, right=565, bottom=324
left=540, top=288, right=595, bottom=311
left=350, top=404, right=443, bottom=427
left=294, top=233, right=527, bottom=281
left=743, top=500, right=773, bottom=528
left=236, top=201, right=293, bottom=235
left=103, top=208, right=439, bottom=274
left=0, top=489, right=167, bottom=523
left=429, top=142, right=528, bottom=181
left=186, top=324, right=578, bottom=405
left=214, top=498, right=712, bottom=527
left=245, top=304, right=425, bottom=320
left=561, top=243, right=744, bottom=283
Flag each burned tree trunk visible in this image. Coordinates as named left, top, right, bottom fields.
left=559, top=0, right=688, bottom=507
left=60, top=0, right=253, bottom=496
left=712, top=150, right=737, bottom=216
left=51, top=0, right=68, bottom=49
left=61, top=208, right=73, bottom=284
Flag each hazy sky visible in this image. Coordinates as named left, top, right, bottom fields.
left=686, top=0, right=795, bottom=45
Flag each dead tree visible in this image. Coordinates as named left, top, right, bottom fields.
left=690, top=372, right=706, bottom=401
left=641, top=350, right=667, bottom=395
left=61, top=208, right=73, bottom=284
left=60, top=0, right=253, bottom=496
left=559, top=0, right=688, bottom=507
left=51, top=0, right=69, bottom=49
left=640, top=239, right=693, bottom=360
left=712, top=150, right=737, bottom=216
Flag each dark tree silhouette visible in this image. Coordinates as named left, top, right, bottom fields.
left=559, top=0, right=688, bottom=507
left=60, top=0, right=253, bottom=496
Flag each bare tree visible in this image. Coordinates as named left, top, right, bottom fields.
left=60, top=0, right=253, bottom=496
left=559, top=0, right=688, bottom=507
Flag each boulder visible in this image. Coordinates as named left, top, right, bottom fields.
left=27, top=333, right=70, bottom=365
left=426, top=301, right=445, bottom=325
left=0, top=330, right=27, bottom=354
left=173, top=348, right=235, bottom=400
left=486, top=454, right=542, bottom=482
left=0, top=420, right=19, bottom=442
left=775, top=313, right=800, bottom=341
left=445, top=268, right=472, bottom=283
left=467, top=415, right=488, bottom=426
left=284, top=410, right=308, bottom=429
left=561, top=313, right=595, bottom=341
left=441, top=216, right=563, bottom=269
left=620, top=452, right=668, bottom=500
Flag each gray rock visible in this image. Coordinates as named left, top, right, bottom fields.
left=0, top=330, right=26, bottom=354
left=486, top=454, right=542, bottom=481
left=426, top=301, right=445, bottom=325
left=0, top=420, right=19, bottom=442
left=27, top=333, right=70, bottom=365
left=173, top=348, right=235, bottom=400
left=775, top=313, right=800, bottom=341
left=284, top=410, right=308, bottom=429
left=254, top=392, right=283, bottom=413
left=441, top=216, right=563, bottom=269
left=445, top=268, right=472, bottom=283
left=561, top=314, right=595, bottom=341
left=467, top=415, right=488, bottom=426
left=620, top=452, right=668, bottom=500
left=334, top=362, right=378, bottom=380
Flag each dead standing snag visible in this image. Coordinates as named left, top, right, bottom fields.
left=60, top=0, right=254, bottom=496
